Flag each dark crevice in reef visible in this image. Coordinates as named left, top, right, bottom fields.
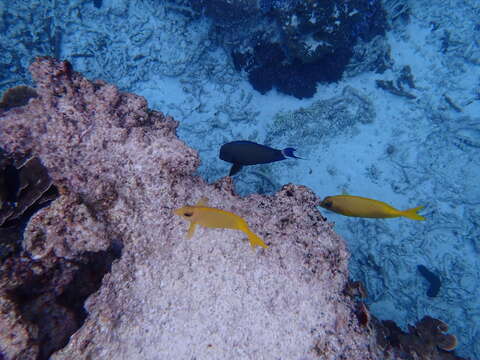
left=6, top=245, right=122, bottom=360
left=56, top=245, right=123, bottom=327
left=6, top=263, right=76, bottom=360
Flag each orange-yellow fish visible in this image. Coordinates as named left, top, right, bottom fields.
left=319, top=195, right=425, bottom=221
left=174, top=198, right=268, bottom=249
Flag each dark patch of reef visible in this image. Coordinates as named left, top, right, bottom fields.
left=195, top=0, right=388, bottom=98
left=3, top=246, right=120, bottom=360
left=417, top=264, right=442, bottom=297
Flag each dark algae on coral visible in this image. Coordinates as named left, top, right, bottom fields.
left=417, top=265, right=441, bottom=297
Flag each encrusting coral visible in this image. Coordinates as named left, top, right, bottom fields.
left=0, top=57, right=465, bottom=360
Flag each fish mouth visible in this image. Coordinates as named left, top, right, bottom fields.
left=320, top=198, right=333, bottom=208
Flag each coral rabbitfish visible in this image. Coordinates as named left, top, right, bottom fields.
left=319, top=194, right=425, bottom=221
left=174, top=198, right=268, bottom=249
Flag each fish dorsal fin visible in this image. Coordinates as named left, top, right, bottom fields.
left=229, top=163, right=243, bottom=176
left=195, top=197, right=209, bottom=206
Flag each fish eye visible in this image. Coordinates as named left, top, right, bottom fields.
left=323, top=201, right=332, bottom=208
left=184, top=212, right=193, bottom=217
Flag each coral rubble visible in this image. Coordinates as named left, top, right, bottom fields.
left=266, top=85, right=375, bottom=147
left=0, top=57, right=383, bottom=359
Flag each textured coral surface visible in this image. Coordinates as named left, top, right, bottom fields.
left=0, top=58, right=382, bottom=359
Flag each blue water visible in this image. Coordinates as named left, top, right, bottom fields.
left=1, top=0, right=479, bottom=358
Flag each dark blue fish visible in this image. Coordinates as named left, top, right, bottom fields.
left=219, top=140, right=302, bottom=176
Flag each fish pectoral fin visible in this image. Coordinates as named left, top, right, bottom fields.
left=245, top=229, right=268, bottom=249
left=187, top=222, right=197, bottom=239
left=196, top=197, right=209, bottom=206
left=229, top=163, right=243, bottom=176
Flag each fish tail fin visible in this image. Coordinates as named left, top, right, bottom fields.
left=402, top=206, right=426, bottom=221
left=282, top=147, right=303, bottom=159
left=245, top=229, right=268, bottom=249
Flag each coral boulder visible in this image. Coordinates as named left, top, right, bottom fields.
left=0, top=58, right=383, bottom=359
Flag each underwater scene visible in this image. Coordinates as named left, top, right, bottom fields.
left=1, top=0, right=479, bottom=359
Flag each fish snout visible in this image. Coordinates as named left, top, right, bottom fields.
left=173, top=208, right=183, bottom=217
left=173, top=206, right=195, bottom=218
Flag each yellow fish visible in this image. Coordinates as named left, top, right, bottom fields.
left=319, top=195, right=425, bottom=221
left=174, top=198, right=268, bottom=249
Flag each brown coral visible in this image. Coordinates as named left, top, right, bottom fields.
left=416, top=316, right=458, bottom=352
left=373, top=315, right=463, bottom=359
left=344, top=279, right=368, bottom=299
left=437, top=334, right=458, bottom=352
left=355, top=301, right=372, bottom=330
